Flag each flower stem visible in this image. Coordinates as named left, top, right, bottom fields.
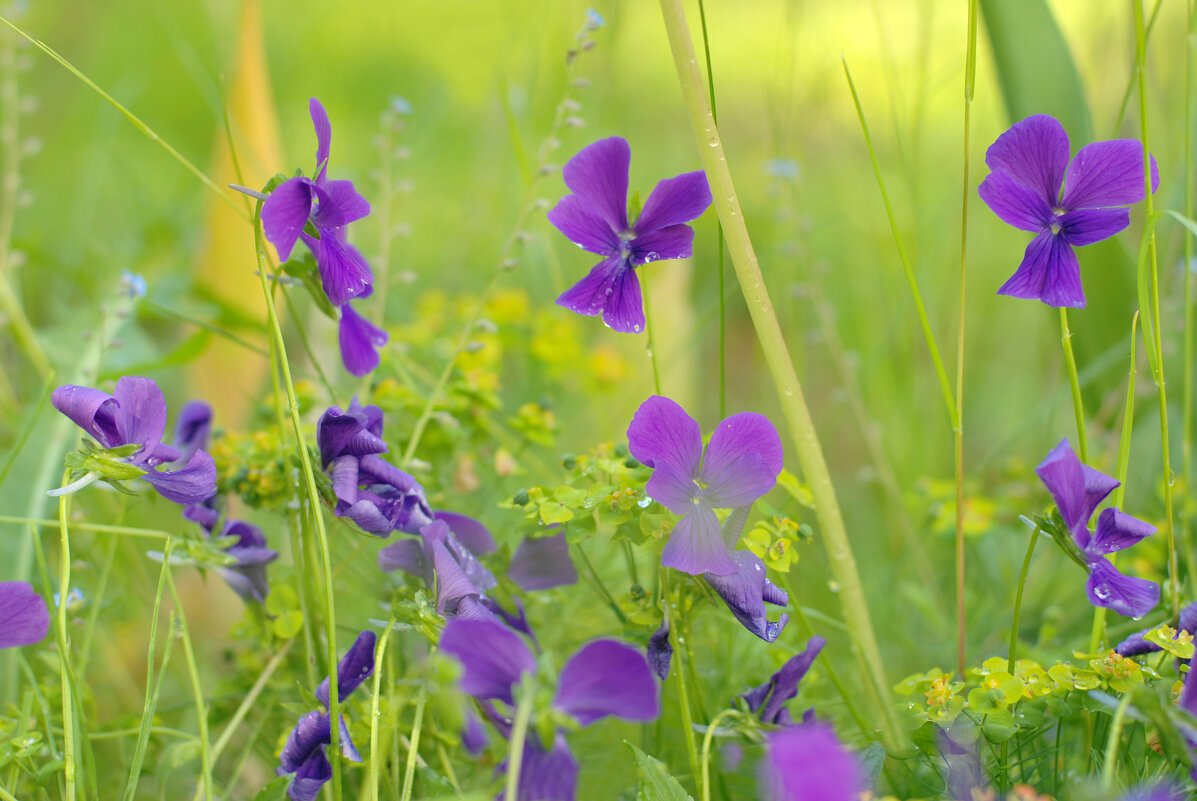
left=164, top=564, right=213, bottom=801
left=399, top=682, right=427, bottom=801
left=664, top=570, right=703, bottom=791
left=370, top=621, right=395, bottom=801
left=641, top=267, right=664, bottom=395
left=1183, top=0, right=1197, bottom=594
left=695, top=0, right=726, bottom=418
left=1007, top=525, right=1040, bottom=672
left=1132, top=0, right=1179, bottom=619
left=504, top=685, right=535, bottom=801
left=251, top=202, right=342, bottom=801
left=1058, top=308, right=1089, bottom=464
left=1101, top=691, right=1133, bottom=788
left=700, top=709, right=736, bottom=801
left=658, top=0, right=901, bottom=748
left=55, top=468, right=78, bottom=801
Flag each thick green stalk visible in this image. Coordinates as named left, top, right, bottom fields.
left=1058, top=309, right=1089, bottom=463
left=1132, top=0, right=1179, bottom=619
left=658, top=0, right=900, bottom=747
left=251, top=203, right=342, bottom=800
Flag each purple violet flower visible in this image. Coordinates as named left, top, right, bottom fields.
left=548, top=137, right=712, bottom=333
left=441, top=618, right=659, bottom=801
left=338, top=301, right=388, bottom=377
left=184, top=505, right=278, bottom=603
left=279, top=630, right=376, bottom=801
left=626, top=395, right=784, bottom=576
left=979, top=114, right=1158, bottom=307
left=378, top=518, right=498, bottom=620
left=0, top=581, right=50, bottom=649
left=760, top=722, right=867, bottom=801
left=52, top=377, right=217, bottom=505
left=1036, top=439, right=1159, bottom=618
left=262, top=98, right=373, bottom=306
left=705, top=550, right=790, bottom=643
left=646, top=621, right=672, bottom=681
left=741, top=636, right=825, bottom=726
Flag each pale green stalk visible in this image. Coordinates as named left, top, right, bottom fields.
left=1058, top=309, right=1089, bottom=463
left=399, top=686, right=427, bottom=801
left=122, top=543, right=176, bottom=801
left=641, top=268, right=664, bottom=394
left=1132, top=0, right=1179, bottom=619
left=207, top=640, right=293, bottom=774
left=0, top=517, right=171, bottom=538
left=165, top=564, right=213, bottom=801
left=666, top=580, right=702, bottom=792
left=504, top=688, right=536, bottom=801
left=700, top=709, right=736, bottom=801
left=1007, top=526, right=1039, bottom=672
left=696, top=0, right=726, bottom=417
left=1101, top=691, right=1134, bottom=787
left=658, top=0, right=900, bottom=747
left=368, top=620, right=395, bottom=801
left=252, top=202, right=343, bottom=799
left=54, top=469, right=78, bottom=801
left=1183, top=0, right=1196, bottom=591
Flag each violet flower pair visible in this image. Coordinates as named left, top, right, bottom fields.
left=979, top=114, right=1158, bottom=308
left=261, top=98, right=387, bottom=376
left=440, top=618, right=658, bottom=801
left=1036, top=439, right=1159, bottom=618
left=51, top=377, right=217, bottom=505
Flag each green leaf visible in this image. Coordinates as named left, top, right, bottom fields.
left=252, top=775, right=291, bottom=801
left=272, top=610, right=304, bottom=639
left=625, top=741, right=694, bottom=801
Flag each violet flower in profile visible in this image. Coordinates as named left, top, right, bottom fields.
left=0, top=581, right=50, bottom=649
left=262, top=98, right=373, bottom=306
left=1036, top=439, right=1159, bottom=618
left=741, top=636, right=825, bottom=726
left=339, top=301, right=388, bottom=377
left=705, top=550, right=790, bottom=643
left=279, top=630, right=376, bottom=801
left=441, top=618, right=658, bottom=801
left=378, top=518, right=499, bottom=620
left=184, top=505, right=279, bottom=603
left=52, top=377, right=217, bottom=505
left=627, top=395, right=783, bottom=576
left=548, top=137, right=712, bottom=333
left=979, top=114, right=1158, bottom=307
left=761, top=722, right=866, bottom=801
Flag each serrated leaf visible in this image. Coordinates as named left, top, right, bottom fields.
left=625, top=741, right=694, bottom=801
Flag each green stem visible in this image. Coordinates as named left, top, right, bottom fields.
left=504, top=687, right=535, bottom=801
left=251, top=202, right=342, bottom=800
left=573, top=543, right=628, bottom=624
left=369, top=621, right=395, bottom=801
left=665, top=572, right=702, bottom=791
left=1132, top=0, right=1179, bottom=620
left=165, top=565, right=213, bottom=801
left=1059, top=308, right=1089, bottom=464
left=695, top=0, right=725, bottom=418
left=1101, top=691, right=1133, bottom=787
left=399, top=669, right=428, bottom=801
left=658, top=0, right=901, bottom=748
left=1183, top=0, right=1196, bottom=593
left=0, top=517, right=170, bottom=538
left=700, top=709, right=736, bottom=801
left=1007, top=526, right=1040, bottom=672
left=641, top=267, right=664, bottom=395
left=206, top=640, right=293, bottom=775
left=55, top=468, right=77, bottom=801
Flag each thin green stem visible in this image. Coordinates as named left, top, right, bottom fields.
left=1183, top=0, right=1196, bottom=593
left=641, top=267, right=663, bottom=395
left=1059, top=308, right=1089, bottom=464
left=665, top=572, right=702, bottom=792
left=399, top=684, right=427, bottom=801
left=165, top=565, right=213, bottom=801
left=369, top=620, right=395, bottom=801
left=696, top=0, right=725, bottom=418
left=573, top=543, right=628, bottom=624
left=1101, top=691, right=1134, bottom=787
left=251, top=202, right=342, bottom=800
left=658, top=0, right=901, bottom=748
left=1007, top=526, right=1040, bottom=672
left=208, top=640, right=293, bottom=770
left=0, top=516, right=171, bottom=538
left=1132, top=0, right=1179, bottom=619
left=700, top=709, right=736, bottom=801
left=54, top=468, right=77, bottom=801
left=504, top=687, right=535, bottom=801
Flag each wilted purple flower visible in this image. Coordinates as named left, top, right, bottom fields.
left=279, top=630, right=376, bottom=801
left=184, top=505, right=278, bottom=603
left=52, top=377, right=217, bottom=505
left=979, top=114, right=1158, bottom=307
left=705, top=550, right=790, bottom=642
left=627, top=395, right=783, bottom=576
left=262, top=98, right=373, bottom=306
left=441, top=618, right=658, bottom=801
left=646, top=621, right=672, bottom=681
left=1036, top=439, right=1159, bottom=617
left=760, top=722, right=866, bottom=801
left=548, top=137, right=712, bottom=333
left=741, top=636, right=825, bottom=726
left=0, top=581, right=50, bottom=649
left=338, top=301, right=388, bottom=377
left=1116, top=601, right=1197, bottom=658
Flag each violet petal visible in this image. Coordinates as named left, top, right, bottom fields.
left=756, top=637, right=826, bottom=725
left=462, top=710, right=489, bottom=755
left=634, top=170, right=712, bottom=232
left=498, top=734, right=579, bottom=801
left=330, top=455, right=360, bottom=506
left=1059, top=207, right=1131, bottom=247
left=1062, top=139, right=1154, bottom=209
left=1087, top=507, right=1156, bottom=557
left=436, top=511, right=496, bottom=556
left=52, top=385, right=117, bottom=446
left=305, top=230, right=373, bottom=306
left=1086, top=558, right=1160, bottom=618
left=1035, top=439, right=1118, bottom=543
left=339, top=304, right=388, bottom=377
left=630, top=224, right=696, bottom=265
left=557, top=256, right=624, bottom=320
left=977, top=171, right=1053, bottom=233
left=0, top=581, right=50, bottom=648
left=377, top=538, right=428, bottom=580
left=312, top=179, right=370, bottom=229
left=139, top=449, right=217, bottom=505
left=432, top=540, right=485, bottom=618
left=554, top=639, right=660, bottom=726
left=288, top=748, right=331, bottom=801
left=548, top=193, right=621, bottom=255
left=761, top=722, right=866, bottom=801
left=310, top=98, right=332, bottom=182
left=111, top=376, right=169, bottom=466
left=647, top=621, right=672, bottom=680
left=440, top=618, right=536, bottom=705
left=984, top=114, right=1070, bottom=202
left=626, top=395, right=703, bottom=474
left=997, top=232, right=1084, bottom=308
left=508, top=533, right=578, bottom=592
left=702, top=451, right=779, bottom=510
left=661, top=505, right=738, bottom=576
left=598, top=263, right=645, bottom=334
left=280, top=711, right=331, bottom=773
left=316, top=630, right=377, bottom=707
left=644, top=460, right=697, bottom=515
left=561, top=136, right=630, bottom=233
left=172, top=400, right=212, bottom=460
left=704, top=550, right=790, bottom=643
left=262, top=177, right=315, bottom=262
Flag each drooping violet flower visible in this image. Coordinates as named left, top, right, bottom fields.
left=1036, top=439, right=1159, bottom=618
left=1116, top=601, right=1197, bottom=658
left=705, top=550, right=790, bottom=642
left=979, top=114, right=1158, bottom=307
left=760, top=722, right=867, bottom=801
left=184, top=505, right=279, bottom=603
left=441, top=618, right=658, bottom=801
left=741, top=636, right=825, bottom=726
left=548, top=137, right=712, bottom=333
left=627, top=395, right=783, bottom=576
left=0, top=581, right=50, bottom=649
left=52, top=377, right=217, bottom=505
left=646, top=621, right=672, bottom=680
left=339, top=301, right=388, bottom=377
left=378, top=518, right=498, bottom=620
left=261, top=98, right=373, bottom=306
left=279, top=630, right=376, bottom=801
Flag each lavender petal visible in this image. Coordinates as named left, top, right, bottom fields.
left=561, top=136, right=630, bottom=233
left=440, top=618, right=536, bottom=705
left=633, top=170, right=712, bottom=232
left=0, top=581, right=50, bottom=648
left=701, top=411, right=784, bottom=491
left=1062, top=139, right=1155, bottom=209
left=377, top=538, right=428, bottom=580
left=554, top=639, right=660, bottom=726
left=626, top=395, right=703, bottom=474
left=661, top=505, right=738, bottom=576
left=436, top=511, right=496, bottom=556
left=984, top=113, right=1070, bottom=202
left=761, top=722, right=866, bottom=801
left=139, top=449, right=217, bottom=505
left=704, top=550, right=790, bottom=643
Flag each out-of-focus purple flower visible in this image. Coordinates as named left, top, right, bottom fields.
left=52, top=377, right=217, bottom=505
left=979, top=114, right=1158, bottom=307
left=760, top=722, right=866, bottom=801
left=441, top=618, right=658, bottom=801
left=379, top=518, right=498, bottom=620
left=1036, top=439, right=1159, bottom=618
left=646, top=621, right=672, bottom=681
left=1116, top=785, right=1185, bottom=801
left=339, top=302, right=388, bottom=377
left=508, top=532, right=577, bottom=591
left=627, top=395, right=783, bottom=576
left=1116, top=601, right=1197, bottom=658
left=172, top=400, right=212, bottom=464
left=262, top=98, right=373, bottom=306
left=705, top=550, right=789, bottom=643
left=185, top=505, right=278, bottom=603
left=0, top=581, right=50, bottom=649
left=548, top=137, right=712, bottom=333
left=279, top=630, right=376, bottom=801
left=741, top=636, right=825, bottom=726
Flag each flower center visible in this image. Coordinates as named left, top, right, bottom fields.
left=1049, top=207, right=1066, bottom=236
